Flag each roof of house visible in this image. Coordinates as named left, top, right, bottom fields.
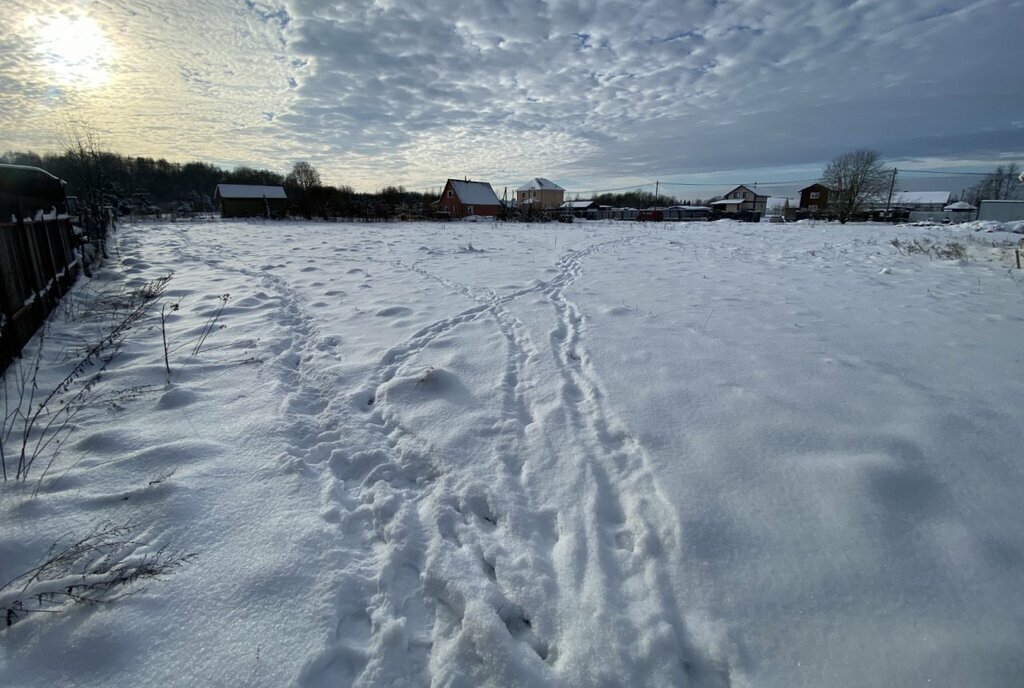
left=560, top=200, right=595, bottom=209
left=215, top=184, right=287, bottom=200
left=725, top=185, right=768, bottom=199
left=800, top=183, right=830, bottom=192
left=943, top=201, right=976, bottom=211
left=710, top=198, right=745, bottom=206
left=517, top=177, right=564, bottom=192
left=889, top=191, right=951, bottom=205
left=449, top=180, right=500, bottom=206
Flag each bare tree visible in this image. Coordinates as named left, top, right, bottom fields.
left=284, top=161, right=323, bottom=219
left=965, top=163, right=1022, bottom=205
left=58, top=118, right=108, bottom=209
left=285, top=161, right=321, bottom=192
left=822, top=149, right=890, bottom=223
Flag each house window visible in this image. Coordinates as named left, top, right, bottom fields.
left=447, top=190, right=454, bottom=198
left=810, top=192, right=820, bottom=200
left=467, top=206, right=474, bottom=214
left=809, top=204, right=818, bottom=211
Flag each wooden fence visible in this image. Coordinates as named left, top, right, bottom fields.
left=0, top=215, right=82, bottom=372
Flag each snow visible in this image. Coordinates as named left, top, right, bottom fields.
left=214, top=183, right=288, bottom=199
left=1, top=219, right=1023, bottom=687
left=889, top=191, right=952, bottom=206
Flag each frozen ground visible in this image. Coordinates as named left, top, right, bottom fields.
left=1, top=219, right=1022, bottom=687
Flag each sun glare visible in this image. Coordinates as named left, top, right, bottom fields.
left=26, top=13, right=114, bottom=88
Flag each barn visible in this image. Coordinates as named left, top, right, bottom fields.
left=214, top=184, right=288, bottom=218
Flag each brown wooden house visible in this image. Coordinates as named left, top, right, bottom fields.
left=438, top=179, right=501, bottom=218
left=799, top=184, right=830, bottom=217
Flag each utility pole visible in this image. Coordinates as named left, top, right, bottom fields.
left=655, top=180, right=660, bottom=207
left=885, top=168, right=897, bottom=221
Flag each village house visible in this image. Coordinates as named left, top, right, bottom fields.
left=711, top=185, right=768, bottom=218
left=214, top=184, right=288, bottom=218
left=799, top=183, right=830, bottom=216
left=438, top=179, right=501, bottom=218
left=516, top=178, right=565, bottom=210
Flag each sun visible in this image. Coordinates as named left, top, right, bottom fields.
left=26, top=12, right=114, bottom=88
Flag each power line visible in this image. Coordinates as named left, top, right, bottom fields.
left=896, top=169, right=994, bottom=176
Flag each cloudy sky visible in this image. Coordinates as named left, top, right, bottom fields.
left=1, top=0, right=1022, bottom=195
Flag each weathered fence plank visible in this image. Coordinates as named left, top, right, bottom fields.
left=0, top=216, right=82, bottom=372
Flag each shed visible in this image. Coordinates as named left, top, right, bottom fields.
left=885, top=191, right=952, bottom=211
left=559, top=200, right=598, bottom=219
left=663, top=205, right=710, bottom=221
left=214, top=184, right=288, bottom=218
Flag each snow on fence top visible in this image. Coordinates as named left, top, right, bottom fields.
left=215, top=184, right=287, bottom=199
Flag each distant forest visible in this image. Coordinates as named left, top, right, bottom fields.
left=0, top=149, right=439, bottom=219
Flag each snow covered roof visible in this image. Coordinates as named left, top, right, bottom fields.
left=560, top=200, right=595, bottom=209
left=216, top=184, right=287, bottom=199
left=943, top=201, right=976, bottom=211
left=710, top=198, right=745, bottom=206
left=449, top=180, right=500, bottom=206
left=516, top=177, right=564, bottom=192
left=725, top=185, right=767, bottom=199
left=889, top=191, right=951, bottom=205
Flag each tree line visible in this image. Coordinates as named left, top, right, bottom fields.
left=1, top=139, right=438, bottom=220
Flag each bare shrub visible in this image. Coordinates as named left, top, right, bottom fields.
left=1, top=275, right=170, bottom=486
left=1, top=519, right=195, bottom=628
left=890, top=238, right=967, bottom=261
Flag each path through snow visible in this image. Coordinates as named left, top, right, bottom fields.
left=2, top=220, right=1022, bottom=688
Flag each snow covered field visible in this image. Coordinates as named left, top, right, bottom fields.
left=2, top=219, right=1023, bottom=687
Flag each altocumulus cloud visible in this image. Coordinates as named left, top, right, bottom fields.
left=1, top=0, right=1022, bottom=190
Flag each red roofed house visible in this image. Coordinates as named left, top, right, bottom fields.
left=439, top=179, right=501, bottom=218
